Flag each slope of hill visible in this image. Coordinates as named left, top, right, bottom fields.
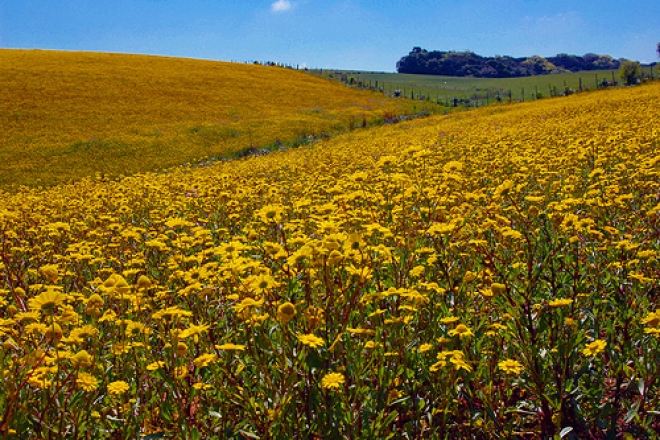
left=0, top=49, right=434, bottom=190
left=1, top=81, right=659, bottom=437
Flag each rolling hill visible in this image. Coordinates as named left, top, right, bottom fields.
left=0, top=49, right=433, bottom=190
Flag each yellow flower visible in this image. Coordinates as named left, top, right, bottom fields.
left=490, top=283, right=506, bottom=296
left=257, top=204, right=284, bottom=224
left=582, top=340, right=607, bottom=357
left=29, top=289, right=67, bottom=312
left=297, top=333, right=325, bottom=348
left=107, top=380, right=130, bottom=395
left=232, top=297, right=264, bottom=313
left=76, top=372, right=99, bottom=392
left=98, top=309, right=117, bottom=323
left=326, top=250, right=344, bottom=265
left=439, top=316, right=460, bottom=324
left=448, top=324, right=474, bottom=339
left=178, top=323, right=210, bottom=342
left=135, top=275, right=152, bottom=289
left=321, top=372, right=345, bottom=390
left=70, top=350, right=93, bottom=369
left=250, top=273, right=278, bottom=294
left=40, top=264, right=60, bottom=283
left=448, top=351, right=473, bottom=372
left=175, top=365, right=188, bottom=380
left=419, top=343, right=434, bottom=353
left=497, top=359, right=524, bottom=375
left=276, top=302, right=296, bottom=323
left=548, top=298, right=573, bottom=307
left=192, top=354, right=216, bottom=369
left=641, top=311, right=660, bottom=327
left=147, top=361, right=166, bottom=371
left=176, top=341, right=188, bottom=355
left=215, top=343, right=246, bottom=351
left=44, top=322, right=64, bottom=341
left=125, top=321, right=148, bottom=338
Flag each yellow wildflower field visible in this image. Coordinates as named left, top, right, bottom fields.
left=0, top=49, right=432, bottom=190
left=1, top=78, right=660, bottom=438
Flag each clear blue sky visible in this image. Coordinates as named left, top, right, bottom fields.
left=1, top=0, right=658, bottom=71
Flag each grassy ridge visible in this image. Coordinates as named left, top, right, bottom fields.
left=318, top=66, right=657, bottom=102
left=0, top=49, right=438, bottom=190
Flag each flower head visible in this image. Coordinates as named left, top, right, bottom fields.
left=107, top=380, right=130, bottom=396
left=297, top=333, right=325, bottom=348
left=548, top=298, right=573, bottom=308
left=76, top=372, right=99, bottom=392
left=321, top=372, right=345, bottom=390
left=215, top=343, right=246, bottom=351
left=29, top=289, right=67, bottom=312
left=448, top=324, right=474, bottom=339
left=70, top=350, right=93, bottom=369
left=497, top=359, right=524, bottom=375
left=582, top=340, right=607, bottom=357
left=277, top=302, right=296, bottom=323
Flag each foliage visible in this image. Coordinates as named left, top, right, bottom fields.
left=397, top=47, right=628, bottom=77
left=0, top=49, right=437, bottom=190
left=619, top=61, right=642, bottom=85
left=1, top=77, right=660, bottom=438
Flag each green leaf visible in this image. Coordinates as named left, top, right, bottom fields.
left=189, top=427, right=201, bottom=440
left=381, top=410, right=399, bottom=429
left=238, top=430, right=261, bottom=439
left=388, top=396, right=410, bottom=407
left=624, top=400, right=641, bottom=423
left=141, top=433, right=165, bottom=440
left=305, top=350, right=324, bottom=370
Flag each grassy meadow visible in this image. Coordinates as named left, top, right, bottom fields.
left=318, top=66, right=657, bottom=103
left=1, top=50, right=660, bottom=438
left=0, top=49, right=439, bottom=191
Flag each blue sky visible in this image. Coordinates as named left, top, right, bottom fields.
left=1, top=0, right=658, bottom=71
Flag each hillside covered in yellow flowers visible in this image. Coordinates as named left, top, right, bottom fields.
left=2, top=77, right=660, bottom=437
left=0, top=49, right=433, bottom=190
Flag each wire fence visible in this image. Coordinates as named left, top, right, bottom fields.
left=321, top=66, right=658, bottom=109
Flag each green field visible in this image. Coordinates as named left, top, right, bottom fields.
left=313, top=66, right=657, bottom=104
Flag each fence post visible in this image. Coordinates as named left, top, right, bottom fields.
left=579, top=77, right=582, bottom=91
left=521, top=88, right=524, bottom=101
left=595, top=74, right=599, bottom=89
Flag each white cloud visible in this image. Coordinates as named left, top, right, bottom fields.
left=271, top=0, right=292, bottom=12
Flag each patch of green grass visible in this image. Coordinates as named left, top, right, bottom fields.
left=316, top=66, right=657, bottom=103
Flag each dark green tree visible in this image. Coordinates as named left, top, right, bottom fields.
left=619, top=60, right=641, bottom=85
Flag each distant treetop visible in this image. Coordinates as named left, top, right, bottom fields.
left=396, top=48, right=629, bottom=77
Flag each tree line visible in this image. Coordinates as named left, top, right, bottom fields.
left=396, top=47, right=630, bottom=78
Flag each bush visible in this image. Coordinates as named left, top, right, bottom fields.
left=619, top=60, right=642, bottom=85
